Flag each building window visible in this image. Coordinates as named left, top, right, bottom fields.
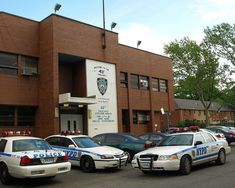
left=159, top=79, right=168, bottom=92
left=0, top=52, right=18, bottom=75
left=0, top=106, right=14, bottom=127
left=133, top=110, right=150, bottom=125
left=131, top=74, right=139, bottom=89
left=17, top=106, right=36, bottom=127
left=133, top=111, right=138, bottom=124
left=120, top=72, right=128, bottom=88
left=21, top=56, right=38, bottom=76
left=139, top=76, right=149, bottom=90
left=152, top=78, right=159, bottom=91
left=131, top=74, right=149, bottom=90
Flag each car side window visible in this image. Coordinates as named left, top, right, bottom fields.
left=106, top=134, right=125, bottom=142
left=0, top=139, right=7, bottom=152
left=46, top=137, right=61, bottom=146
left=93, top=135, right=105, bottom=144
left=194, top=133, right=206, bottom=145
left=202, top=133, right=216, bottom=143
left=139, top=135, right=149, bottom=140
left=150, top=135, right=163, bottom=141
left=60, top=138, right=74, bottom=147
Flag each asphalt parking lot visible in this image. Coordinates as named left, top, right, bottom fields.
left=2, top=143, right=235, bottom=188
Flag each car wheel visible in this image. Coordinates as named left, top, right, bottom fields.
left=123, top=149, right=133, bottom=163
left=0, top=163, right=13, bottom=185
left=179, top=155, right=191, bottom=175
left=81, top=156, right=95, bottom=173
left=216, top=149, right=226, bottom=165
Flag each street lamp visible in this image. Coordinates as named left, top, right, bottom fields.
left=54, top=3, right=62, bottom=14
left=111, top=22, right=117, bottom=30
left=137, top=40, right=142, bottom=48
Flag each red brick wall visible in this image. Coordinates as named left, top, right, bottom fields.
left=0, top=13, right=175, bottom=137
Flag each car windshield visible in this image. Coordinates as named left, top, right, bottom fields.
left=73, top=137, right=100, bottom=148
left=13, top=139, right=52, bottom=152
left=159, top=134, right=193, bottom=146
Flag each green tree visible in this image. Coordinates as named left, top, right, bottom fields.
left=203, top=23, right=235, bottom=68
left=164, top=37, right=225, bottom=126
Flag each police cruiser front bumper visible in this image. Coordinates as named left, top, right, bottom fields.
left=132, top=155, right=180, bottom=171
left=95, top=156, right=128, bottom=169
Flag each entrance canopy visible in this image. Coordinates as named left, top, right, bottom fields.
left=59, top=93, right=96, bottom=106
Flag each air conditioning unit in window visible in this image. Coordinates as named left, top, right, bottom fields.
left=21, top=68, right=32, bottom=76
left=140, top=80, right=148, bottom=87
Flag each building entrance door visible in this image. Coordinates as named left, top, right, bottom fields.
left=60, top=114, right=83, bottom=132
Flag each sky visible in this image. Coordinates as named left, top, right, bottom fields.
left=1, top=0, right=235, bottom=56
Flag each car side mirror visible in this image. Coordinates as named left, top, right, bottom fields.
left=195, top=141, right=203, bottom=146
left=68, top=144, right=76, bottom=148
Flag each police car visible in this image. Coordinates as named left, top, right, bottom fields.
left=132, top=131, right=231, bottom=175
left=0, top=131, right=71, bottom=185
left=45, top=131, right=128, bottom=173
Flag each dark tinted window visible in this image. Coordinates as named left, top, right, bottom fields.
left=120, top=72, right=128, bottom=88
left=17, top=106, right=36, bottom=127
left=0, top=52, right=18, bottom=75
left=60, top=137, right=74, bottom=147
left=0, top=139, right=7, bottom=152
left=0, top=106, right=14, bottom=127
left=46, top=137, right=61, bottom=146
left=131, top=74, right=138, bottom=89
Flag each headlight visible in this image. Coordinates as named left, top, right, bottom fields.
left=158, top=154, right=178, bottom=160
left=100, top=155, right=114, bottom=159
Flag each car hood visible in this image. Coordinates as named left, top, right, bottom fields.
left=14, top=149, right=65, bottom=159
left=135, top=146, right=193, bottom=156
left=84, top=146, right=124, bottom=155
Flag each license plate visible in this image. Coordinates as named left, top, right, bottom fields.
left=140, top=162, right=150, bottom=168
left=41, top=158, right=55, bottom=164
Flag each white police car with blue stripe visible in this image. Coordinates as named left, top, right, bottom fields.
left=132, top=131, right=231, bottom=175
left=45, top=133, right=128, bottom=172
left=0, top=134, right=71, bottom=185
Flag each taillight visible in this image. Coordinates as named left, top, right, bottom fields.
left=63, top=155, right=69, bottom=162
left=215, top=134, right=221, bottom=139
left=20, top=155, right=32, bottom=166
left=144, top=141, right=153, bottom=148
left=229, top=133, right=235, bottom=137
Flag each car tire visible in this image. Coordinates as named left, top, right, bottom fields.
left=123, top=149, right=133, bottom=163
left=216, top=149, right=226, bottom=165
left=81, top=156, right=95, bottom=173
left=179, top=155, right=191, bottom=175
left=0, top=163, right=13, bottom=185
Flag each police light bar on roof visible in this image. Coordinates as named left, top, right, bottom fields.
left=61, top=130, right=81, bottom=135
left=1, top=130, right=32, bottom=137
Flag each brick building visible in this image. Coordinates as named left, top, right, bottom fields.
left=0, top=12, right=175, bottom=137
left=171, top=99, right=235, bottom=126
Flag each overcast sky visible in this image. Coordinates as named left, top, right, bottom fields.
left=1, top=0, right=235, bottom=56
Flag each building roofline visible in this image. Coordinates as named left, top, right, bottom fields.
left=0, top=11, right=38, bottom=23
left=118, top=43, right=171, bottom=60
left=0, top=11, right=170, bottom=59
